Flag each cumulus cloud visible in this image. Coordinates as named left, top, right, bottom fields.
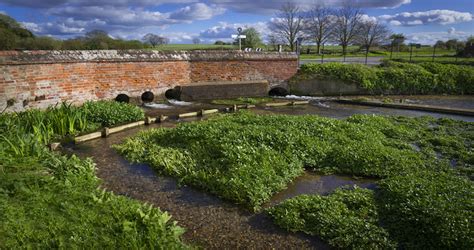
left=199, top=21, right=269, bottom=41
left=21, top=2, right=224, bottom=37
left=208, top=0, right=411, bottom=13
left=407, top=29, right=472, bottom=45
left=170, top=3, right=225, bottom=21
left=0, top=0, right=196, bottom=8
left=380, top=10, right=473, bottom=26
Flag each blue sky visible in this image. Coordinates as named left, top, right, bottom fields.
left=0, top=0, right=472, bottom=44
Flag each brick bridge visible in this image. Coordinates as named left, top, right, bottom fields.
left=0, top=50, right=298, bottom=111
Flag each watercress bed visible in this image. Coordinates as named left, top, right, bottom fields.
left=115, top=111, right=473, bottom=248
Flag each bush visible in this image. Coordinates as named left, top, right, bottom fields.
left=83, top=100, right=144, bottom=127
left=268, top=187, right=396, bottom=249
left=295, top=62, right=474, bottom=94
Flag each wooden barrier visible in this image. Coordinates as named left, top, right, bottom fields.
left=179, top=112, right=199, bottom=119
left=336, top=99, right=474, bottom=117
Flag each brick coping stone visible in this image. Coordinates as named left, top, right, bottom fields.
left=0, top=50, right=297, bottom=65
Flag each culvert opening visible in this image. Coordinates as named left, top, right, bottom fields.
left=269, top=87, right=289, bottom=97
left=115, top=94, right=130, bottom=103
left=141, top=91, right=155, bottom=103
left=165, top=88, right=181, bottom=100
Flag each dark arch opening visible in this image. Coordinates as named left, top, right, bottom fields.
left=269, top=87, right=289, bottom=97
left=115, top=94, right=130, bottom=103
left=141, top=91, right=155, bottom=103
left=165, top=88, right=181, bottom=100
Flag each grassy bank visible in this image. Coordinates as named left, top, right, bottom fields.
left=0, top=101, right=188, bottom=248
left=293, top=61, right=474, bottom=95
left=115, top=111, right=473, bottom=248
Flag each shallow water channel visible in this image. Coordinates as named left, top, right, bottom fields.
left=67, top=95, right=473, bottom=249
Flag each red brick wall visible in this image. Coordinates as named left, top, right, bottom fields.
left=0, top=50, right=297, bottom=111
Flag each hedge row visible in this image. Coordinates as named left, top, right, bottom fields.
left=296, top=61, right=474, bottom=94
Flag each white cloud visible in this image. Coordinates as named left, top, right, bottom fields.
left=170, top=3, right=225, bottom=21
left=208, top=0, right=411, bottom=14
left=199, top=21, right=269, bottom=41
left=25, top=2, right=224, bottom=37
left=407, top=30, right=472, bottom=45
left=389, top=20, right=402, bottom=26
left=380, top=9, right=473, bottom=26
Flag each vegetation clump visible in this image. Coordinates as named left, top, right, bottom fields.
left=0, top=101, right=187, bottom=248
left=268, top=188, right=396, bottom=249
left=294, top=62, right=474, bottom=94
left=115, top=111, right=473, bottom=248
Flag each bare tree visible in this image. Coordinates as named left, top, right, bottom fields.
left=267, top=34, right=281, bottom=51
left=332, top=1, right=364, bottom=59
left=357, top=19, right=391, bottom=63
left=142, top=33, right=168, bottom=47
left=192, top=38, right=201, bottom=44
left=269, top=2, right=304, bottom=52
left=305, top=4, right=334, bottom=54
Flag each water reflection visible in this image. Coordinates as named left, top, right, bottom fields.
left=265, top=172, right=376, bottom=208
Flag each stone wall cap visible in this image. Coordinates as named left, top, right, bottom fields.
left=0, top=50, right=297, bottom=65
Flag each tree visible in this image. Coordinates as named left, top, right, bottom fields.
left=332, top=1, right=364, bottom=57
left=269, top=2, right=304, bottom=52
left=305, top=4, right=334, bottom=54
left=358, top=20, right=390, bottom=52
left=267, top=34, right=281, bottom=51
left=390, top=33, right=406, bottom=52
left=142, top=33, right=168, bottom=47
left=445, top=39, right=459, bottom=50
left=239, top=27, right=262, bottom=49
left=192, top=38, right=201, bottom=44
left=0, top=29, right=16, bottom=50
left=434, top=40, right=446, bottom=49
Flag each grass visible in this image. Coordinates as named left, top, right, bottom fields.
left=0, top=101, right=188, bottom=248
left=210, top=97, right=273, bottom=105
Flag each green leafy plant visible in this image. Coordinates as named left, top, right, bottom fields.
left=268, top=187, right=396, bottom=249
left=293, top=62, right=474, bottom=95
left=0, top=101, right=186, bottom=248
left=82, top=100, right=144, bottom=127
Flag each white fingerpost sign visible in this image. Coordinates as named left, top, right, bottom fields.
left=232, top=27, right=246, bottom=51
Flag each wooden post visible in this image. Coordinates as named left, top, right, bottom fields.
left=145, top=116, right=152, bottom=125
left=101, top=127, right=110, bottom=138
left=158, top=115, right=168, bottom=123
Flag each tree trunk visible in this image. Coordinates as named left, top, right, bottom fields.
left=316, top=43, right=321, bottom=54
left=342, top=44, right=347, bottom=62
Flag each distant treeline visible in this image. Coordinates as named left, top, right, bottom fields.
left=0, top=14, right=158, bottom=50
